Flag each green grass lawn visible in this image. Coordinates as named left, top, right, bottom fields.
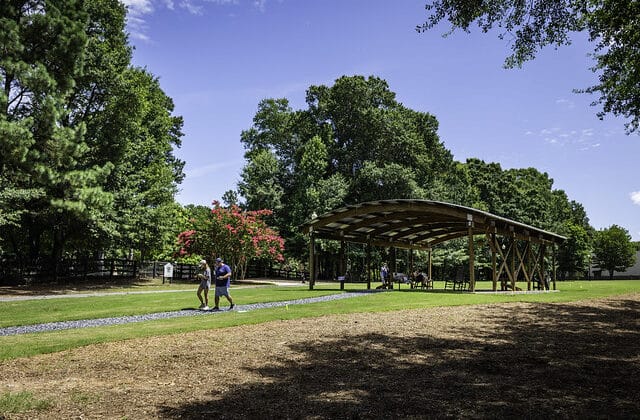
left=0, top=279, right=638, bottom=361
left=0, top=284, right=341, bottom=328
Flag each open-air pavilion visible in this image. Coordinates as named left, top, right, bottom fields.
left=301, top=199, right=566, bottom=292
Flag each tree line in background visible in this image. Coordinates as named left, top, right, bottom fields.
left=0, top=2, right=636, bottom=282
left=233, top=75, right=636, bottom=279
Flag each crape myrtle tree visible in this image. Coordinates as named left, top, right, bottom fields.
left=418, top=0, right=640, bottom=134
left=593, top=224, right=636, bottom=279
left=0, top=0, right=184, bottom=262
left=177, top=201, right=285, bottom=281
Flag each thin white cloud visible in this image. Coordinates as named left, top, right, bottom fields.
left=180, top=0, right=204, bottom=15
left=121, top=0, right=154, bottom=41
left=555, top=98, right=575, bottom=109
left=188, top=160, right=243, bottom=179
left=537, top=126, right=602, bottom=150
left=122, top=0, right=245, bottom=41
left=581, top=128, right=594, bottom=137
left=630, top=191, right=640, bottom=206
left=578, top=143, right=600, bottom=151
left=122, top=0, right=154, bottom=14
left=252, top=0, right=267, bottom=12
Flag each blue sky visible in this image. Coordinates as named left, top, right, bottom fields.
left=122, top=0, right=640, bottom=240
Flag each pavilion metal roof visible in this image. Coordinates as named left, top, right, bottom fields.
left=301, top=199, right=565, bottom=250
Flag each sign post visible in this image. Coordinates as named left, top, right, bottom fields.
left=163, top=263, right=174, bottom=284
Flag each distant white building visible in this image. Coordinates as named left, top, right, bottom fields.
left=591, top=250, right=640, bottom=279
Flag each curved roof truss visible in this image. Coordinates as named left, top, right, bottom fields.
left=302, top=199, right=565, bottom=250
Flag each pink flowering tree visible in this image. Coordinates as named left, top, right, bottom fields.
left=176, top=201, right=285, bottom=280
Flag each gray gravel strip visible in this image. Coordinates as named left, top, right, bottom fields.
left=0, top=291, right=379, bottom=336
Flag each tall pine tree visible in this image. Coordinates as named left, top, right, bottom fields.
left=0, top=0, right=184, bottom=262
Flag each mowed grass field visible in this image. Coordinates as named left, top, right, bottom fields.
left=1, top=279, right=639, bottom=361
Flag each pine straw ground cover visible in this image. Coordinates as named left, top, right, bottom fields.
left=1, top=294, right=639, bottom=419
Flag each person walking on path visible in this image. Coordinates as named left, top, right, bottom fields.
left=213, top=257, right=235, bottom=311
left=196, top=259, right=212, bottom=310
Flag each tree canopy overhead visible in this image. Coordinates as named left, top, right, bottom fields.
left=417, top=0, right=640, bottom=134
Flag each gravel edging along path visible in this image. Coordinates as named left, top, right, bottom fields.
left=0, top=291, right=379, bottom=336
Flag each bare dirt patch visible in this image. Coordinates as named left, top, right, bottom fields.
left=1, top=294, right=639, bottom=419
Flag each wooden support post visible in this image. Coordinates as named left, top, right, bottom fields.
left=497, top=240, right=515, bottom=289
left=511, top=237, right=517, bottom=292
left=428, top=247, right=432, bottom=285
left=308, top=231, right=315, bottom=290
left=468, top=215, right=475, bottom=292
left=541, top=244, right=547, bottom=290
left=524, top=242, right=532, bottom=290
left=491, top=233, right=497, bottom=291
left=409, top=249, right=414, bottom=277
left=339, top=239, right=345, bottom=279
left=390, top=246, right=396, bottom=276
left=514, top=242, right=529, bottom=286
left=366, top=242, right=372, bottom=290
left=552, top=245, right=557, bottom=290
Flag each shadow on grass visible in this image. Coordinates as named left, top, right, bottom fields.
left=158, top=298, right=640, bottom=419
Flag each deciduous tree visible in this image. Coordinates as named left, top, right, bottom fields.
left=557, top=221, right=592, bottom=279
left=238, top=75, right=458, bottom=259
left=592, top=224, right=636, bottom=279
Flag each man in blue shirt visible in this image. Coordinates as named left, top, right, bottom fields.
left=213, top=257, right=235, bottom=311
